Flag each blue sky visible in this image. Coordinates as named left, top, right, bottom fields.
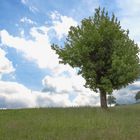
left=0, top=0, right=140, bottom=108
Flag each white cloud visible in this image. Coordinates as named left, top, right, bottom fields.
left=0, top=28, right=58, bottom=69
left=130, top=81, right=140, bottom=88
left=20, top=29, right=25, bottom=37
left=42, top=75, right=73, bottom=93
left=0, top=80, right=138, bottom=109
left=21, top=0, right=28, bottom=5
left=113, top=88, right=136, bottom=104
left=116, top=0, right=140, bottom=16
left=42, top=72, right=87, bottom=94
left=0, top=81, right=70, bottom=108
left=35, top=92, right=72, bottom=107
left=0, top=81, right=79, bottom=109
left=116, top=0, right=140, bottom=42
left=50, top=11, right=78, bottom=39
left=20, top=17, right=37, bottom=25
left=70, top=0, right=99, bottom=21
left=21, top=0, right=38, bottom=13
left=0, top=80, right=100, bottom=109
left=73, top=92, right=100, bottom=106
left=0, top=81, right=36, bottom=108
left=29, top=6, right=39, bottom=13
left=112, top=81, right=140, bottom=105
left=81, top=0, right=99, bottom=13
left=42, top=70, right=101, bottom=107
left=42, top=73, right=140, bottom=106
left=0, top=48, right=15, bottom=77
left=0, top=13, right=91, bottom=108
left=0, top=12, right=77, bottom=69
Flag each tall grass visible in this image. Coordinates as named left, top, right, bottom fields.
left=0, top=104, right=140, bottom=140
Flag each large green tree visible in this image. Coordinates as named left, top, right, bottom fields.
left=52, top=8, right=140, bottom=108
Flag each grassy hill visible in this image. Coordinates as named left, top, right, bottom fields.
left=0, top=104, right=140, bottom=140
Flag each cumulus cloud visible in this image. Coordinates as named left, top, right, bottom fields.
left=42, top=69, right=101, bottom=107
left=113, top=88, right=136, bottom=104
left=116, top=0, right=140, bottom=16
left=73, top=92, right=100, bottom=106
left=0, top=48, right=15, bottom=77
left=1, top=79, right=137, bottom=109
left=21, top=0, right=39, bottom=13
left=130, top=81, right=140, bottom=88
left=42, top=72, right=87, bottom=94
left=0, top=12, right=77, bottom=69
left=0, top=13, right=82, bottom=104
left=21, top=0, right=28, bottom=5
left=0, top=81, right=99, bottom=109
left=0, top=81, right=36, bottom=108
left=0, top=80, right=138, bottom=109
left=0, top=28, right=58, bottom=69
left=0, top=12, right=94, bottom=109
left=50, top=11, right=78, bottom=39
left=116, top=0, right=140, bottom=42
left=0, top=79, right=139, bottom=109
left=42, top=73, right=139, bottom=106
left=0, top=26, right=73, bottom=71
left=42, top=75, right=73, bottom=93
left=28, top=6, right=39, bottom=13
left=111, top=80, right=140, bottom=105
left=20, top=17, right=37, bottom=25
left=0, top=81, right=72, bottom=109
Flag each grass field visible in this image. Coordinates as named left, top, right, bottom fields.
left=0, top=104, right=140, bottom=140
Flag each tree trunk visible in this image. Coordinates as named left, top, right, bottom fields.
left=100, top=89, right=108, bottom=109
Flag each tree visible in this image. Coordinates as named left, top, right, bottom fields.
left=107, top=95, right=116, bottom=107
left=52, top=7, right=140, bottom=109
left=135, top=91, right=140, bottom=102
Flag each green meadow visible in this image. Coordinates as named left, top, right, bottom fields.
left=0, top=104, right=140, bottom=140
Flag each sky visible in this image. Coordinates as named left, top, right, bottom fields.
left=0, top=0, right=140, bottom=109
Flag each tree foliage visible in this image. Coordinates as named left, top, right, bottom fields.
left=52, top=7, right=140, bottom=108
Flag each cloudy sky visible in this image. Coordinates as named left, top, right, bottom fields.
left=0, top=0, right=140, bottom=109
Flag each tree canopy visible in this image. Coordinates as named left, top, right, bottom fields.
left=52, top=7, right=140, bottom=108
